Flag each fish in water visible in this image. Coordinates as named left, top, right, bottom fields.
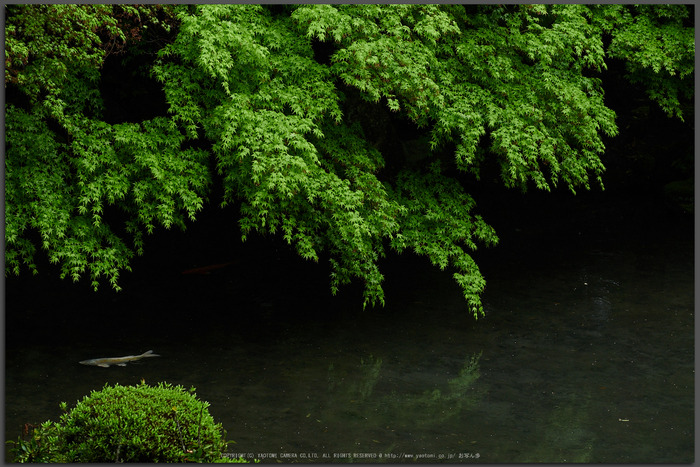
left=79, top=350, right=160, bottom=368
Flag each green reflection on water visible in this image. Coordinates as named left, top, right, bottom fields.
left=326, top=352, right=485, bottom=429
left=388, top=352, right=485, bottom=427
left=327, top=354, right=384, bottom=403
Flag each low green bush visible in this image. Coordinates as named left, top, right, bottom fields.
left=7, top=381, right=249, bottom=463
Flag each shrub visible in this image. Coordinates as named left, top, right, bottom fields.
left=8, top=381, right=248, bottom=463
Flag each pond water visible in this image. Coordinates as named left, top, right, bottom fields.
left=5, top=190, right=694, bottom=463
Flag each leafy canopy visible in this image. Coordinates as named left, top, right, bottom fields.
left=5, top=4, right=694, bottom=317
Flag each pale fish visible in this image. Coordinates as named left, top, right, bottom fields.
left=79, top=350, right=160, bottom=368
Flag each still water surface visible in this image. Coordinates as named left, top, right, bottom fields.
left=5, top=192, right=694, bottom=462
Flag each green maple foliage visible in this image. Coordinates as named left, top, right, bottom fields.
left=5, top=4, right=694, bottom=317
